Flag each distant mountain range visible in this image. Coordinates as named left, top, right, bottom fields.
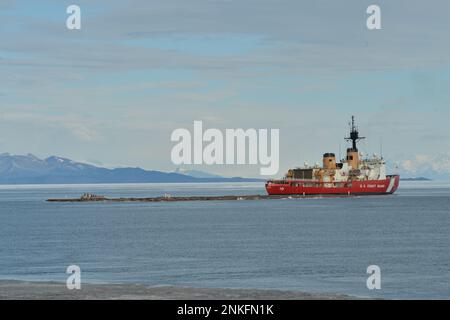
left=0, top=153, right=263, bottom=184
left=400, top=177, right=431, bottom=181
left=174, top=168, right=224, bottom=179
left=396, top=152, right=450, bottom=180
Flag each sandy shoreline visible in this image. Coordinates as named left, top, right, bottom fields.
left=0, top=280, right=354, bottom=300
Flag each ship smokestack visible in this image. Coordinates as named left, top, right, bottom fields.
left=323, top=153, right=336, bottom=170
left=346, top=148, right=359, bottom=169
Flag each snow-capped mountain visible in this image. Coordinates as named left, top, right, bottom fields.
left=0, top=153, right=261, bottom=184
left=397, top=152, right=450, bottom=180
left=174, top=167, right=224, bottom=179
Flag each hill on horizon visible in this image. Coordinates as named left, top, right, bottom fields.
left=0, top=153, right=263, bottom=184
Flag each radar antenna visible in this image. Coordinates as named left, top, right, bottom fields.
left=345, top=116, right=365, bottom=151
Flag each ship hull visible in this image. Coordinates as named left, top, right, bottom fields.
left=265, top=175, right=400, bottom=196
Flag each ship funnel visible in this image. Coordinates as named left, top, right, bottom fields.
left=346, top=148, right=359, bottom=169
left=323, top=153, right=336, bottom=170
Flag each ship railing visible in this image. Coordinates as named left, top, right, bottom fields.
left=266, top=180, right=353, bottom=188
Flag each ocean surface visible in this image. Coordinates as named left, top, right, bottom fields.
left=0, top=181, right=449, bottom=299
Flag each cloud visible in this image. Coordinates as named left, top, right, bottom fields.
left=0, top=112, right=99, bottom=142
left=2, top=0, right=450, bottom=76
left=2, top=1, right=450, bottom=175
left=401, top=152, right=450, bottom=175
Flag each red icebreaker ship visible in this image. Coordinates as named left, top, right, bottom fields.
left=266, top=117, right=400, bottom=196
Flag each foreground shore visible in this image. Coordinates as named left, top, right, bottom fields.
left=0, top=280, right=353, bottom=300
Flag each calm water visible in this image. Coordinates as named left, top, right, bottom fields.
left=0, top=181, right=449, bottom=299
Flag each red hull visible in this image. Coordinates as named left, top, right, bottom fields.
left=265, top=175, right=400, bottom=196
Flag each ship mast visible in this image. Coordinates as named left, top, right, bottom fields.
left=345, top=116, right=365, bottom=151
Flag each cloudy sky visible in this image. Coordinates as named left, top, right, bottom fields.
left=1, top=0, right=450, bottom=178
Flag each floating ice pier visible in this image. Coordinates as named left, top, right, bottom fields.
left=47, top=193, right=357, bottom=202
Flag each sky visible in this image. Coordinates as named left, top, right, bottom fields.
left=1, top=0, right=450, bottom=178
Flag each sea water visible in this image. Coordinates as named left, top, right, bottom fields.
left=0, top=181, right=449, bottom=299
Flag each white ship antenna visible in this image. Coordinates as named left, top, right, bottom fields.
left=380, top=137, right=383, bottom=160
